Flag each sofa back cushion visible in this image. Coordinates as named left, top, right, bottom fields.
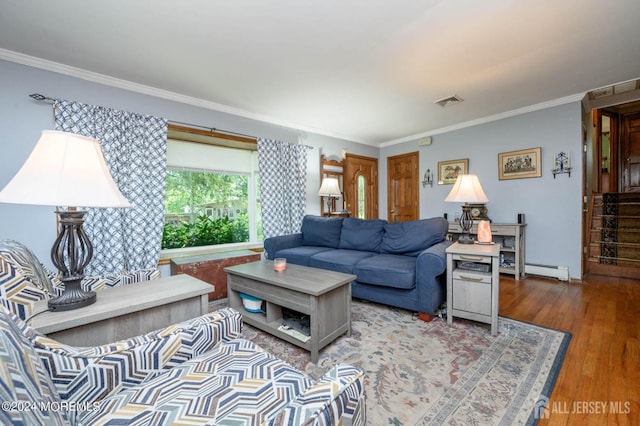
left=301, top=215, right=344, bottom=248
left=0, top=239, right=55, bottom=295
left=339, top=218, right=387, bottom=252
left=380, top=217, right=448, bottom=256
left=0, top=306, right=67, bottom=425
left=0, top=257, right=49, bottom=320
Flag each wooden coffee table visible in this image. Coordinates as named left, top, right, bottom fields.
left=31, top=274, right=212, bottom=346
left=225, top=261, right=355, bottom=363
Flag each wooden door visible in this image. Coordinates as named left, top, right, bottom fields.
left=621, top=112, right=640, bottom=192
left=343, top=154, right=378, bottom=219
left=387, top=152, right=419, bottom=222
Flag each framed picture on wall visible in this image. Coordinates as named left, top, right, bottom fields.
left=498, top=147, right=542, bottom=180
left=437, top=158, right=469, bottom=184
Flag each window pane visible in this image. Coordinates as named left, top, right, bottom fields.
left=357, top=175, right=366, bottom=219
left=162, top=168, right=252, bottom=249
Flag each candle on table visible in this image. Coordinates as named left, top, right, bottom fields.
left=274, top=258, right=287, bottom=271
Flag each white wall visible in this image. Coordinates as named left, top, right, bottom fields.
left=0, top=59, right=377, bottom=266
left=380, top=102, right=584, bottom=278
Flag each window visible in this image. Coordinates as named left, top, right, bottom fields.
left=162, top=126, right=262, bottom=250
left=357, top=174, right=366, bottom=219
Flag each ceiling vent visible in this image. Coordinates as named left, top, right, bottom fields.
left=434, top=95, right=463, bottom=107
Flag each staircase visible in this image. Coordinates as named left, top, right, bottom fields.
left=586, top=193, right=640, bottom=278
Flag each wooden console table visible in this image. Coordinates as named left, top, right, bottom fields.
left=30, top=275, right=212, bottom=346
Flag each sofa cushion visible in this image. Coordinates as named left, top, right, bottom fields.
left=275, top=246, right=334, bottom=266
left=301, top=215, right=344, bottom=248
left=353, top=254, right=417, bottom=289
left=79, top=338, right=314, bottom=424
left=339, top=218, right=387, bottom=252
left=380, top=217, right=447, bottom=256
left=309, top=249, right=377, bottom=274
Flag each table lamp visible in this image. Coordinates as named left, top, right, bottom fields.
left=318, top=177, right=342, bottom=214
left=445, top=174, right=489, bottom=244
left=0, top=130, right=131, bottom=311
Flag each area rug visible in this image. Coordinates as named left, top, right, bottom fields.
left=237, top=300, right=570, bottom=425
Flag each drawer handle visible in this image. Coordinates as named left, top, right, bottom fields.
left=459, top=255, right=484, bottom=261
left=459, top=274, right=485, bottom=281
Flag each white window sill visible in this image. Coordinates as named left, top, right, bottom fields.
left=159, top=242, right=264, bottom=262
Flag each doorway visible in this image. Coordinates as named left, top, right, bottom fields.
left=583, top=98, right=640, bottom=277
left=594, top=101, right=640, bottom=193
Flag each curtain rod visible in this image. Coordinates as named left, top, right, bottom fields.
left=169, top=120, right=313, bottom=149
left=168, top=119, right=259, bottom=141
left=29, top=93, right=312, bottom=149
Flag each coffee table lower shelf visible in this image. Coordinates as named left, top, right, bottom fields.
left=225, top=262, right=354, bottom=363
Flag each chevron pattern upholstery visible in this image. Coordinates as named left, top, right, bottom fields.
left=79, top=340, right=365, bottom=425
left=0, top=303, right=365, bottom=425
left=0, top=239, right=160, bottom=320
left=0, top=305, right=68, bottom=425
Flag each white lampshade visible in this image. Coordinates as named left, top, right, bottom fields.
left=0, top=130, right=131, bottom=208
left=318, top=177, right=342, bottom=197
left=445, top=174, right=489, bottom=203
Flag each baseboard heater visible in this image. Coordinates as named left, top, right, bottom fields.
left=525, top=263, right=569, bottom=281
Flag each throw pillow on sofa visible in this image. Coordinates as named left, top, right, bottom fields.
left=380, top=217, right=447, bottom=256
left=339, top=217, right=387, bottom=252
left=301, top=215, right=343, bottom=248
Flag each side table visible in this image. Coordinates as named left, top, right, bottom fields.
left=446, top=242, right=500, bottom=336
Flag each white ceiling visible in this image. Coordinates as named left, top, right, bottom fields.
left=1, top=0, right=640, bottom=145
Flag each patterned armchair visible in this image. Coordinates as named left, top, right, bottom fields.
left=0, top=239, right=160, bottom=320
left=0, top=305, right=366, bottom=425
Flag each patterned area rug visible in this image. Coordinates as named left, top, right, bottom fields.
left=237, top=300, right=570, bottom=425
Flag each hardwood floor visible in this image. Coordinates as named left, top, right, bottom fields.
left=499, top=274, right=639, bottom=425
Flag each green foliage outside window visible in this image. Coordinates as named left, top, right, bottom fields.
left=162, top=214, right=249, bottom=249
left=162, top=169, right=256, bottom=249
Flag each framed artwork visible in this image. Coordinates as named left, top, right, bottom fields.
left=498, top=147, right=542, bottom=180
left=437, top=158, right=469, bottom=184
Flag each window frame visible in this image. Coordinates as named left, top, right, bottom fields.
left=160, top=124, right=262, bottom=257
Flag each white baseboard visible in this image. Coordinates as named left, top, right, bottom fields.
left=525, top=263, right=569, bottom=281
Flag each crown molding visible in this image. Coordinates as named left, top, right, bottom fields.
left=380, top=93, right=586, bottom=147
left=0, top=48, right=586, bottom=148
left=0, top=48, right=368, bottom=145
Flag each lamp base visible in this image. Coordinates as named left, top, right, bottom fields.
left=48, top=278, right=96, bottom=311
left=457, top=234, right=475, bottom=244
left=49, top=209, right=96, bottom=311
left=457, top=204, right=475, bottom=244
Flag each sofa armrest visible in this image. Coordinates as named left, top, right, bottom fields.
left=263, top=233, right=304, bottom=259
left=268, top=364, right=366, bottom=426
left=415, top=240, right=453, bottom=314
left=416, top=240, right=451, bottom=276
left=48, top=267, right=162, bottom=294
left=34, top=307, right=243, bottom=405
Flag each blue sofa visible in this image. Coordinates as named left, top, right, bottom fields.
left=264, top=215, right=452, bottom=315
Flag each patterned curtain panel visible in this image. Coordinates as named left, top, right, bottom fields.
left=257, top=138, right=308, bottom=239
left=54, top=100, right=168, bottom=275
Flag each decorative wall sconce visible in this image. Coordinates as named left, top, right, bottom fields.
left=422, top=169, right=434, bottom=187
left=552, top=152, right=572, bottom=178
